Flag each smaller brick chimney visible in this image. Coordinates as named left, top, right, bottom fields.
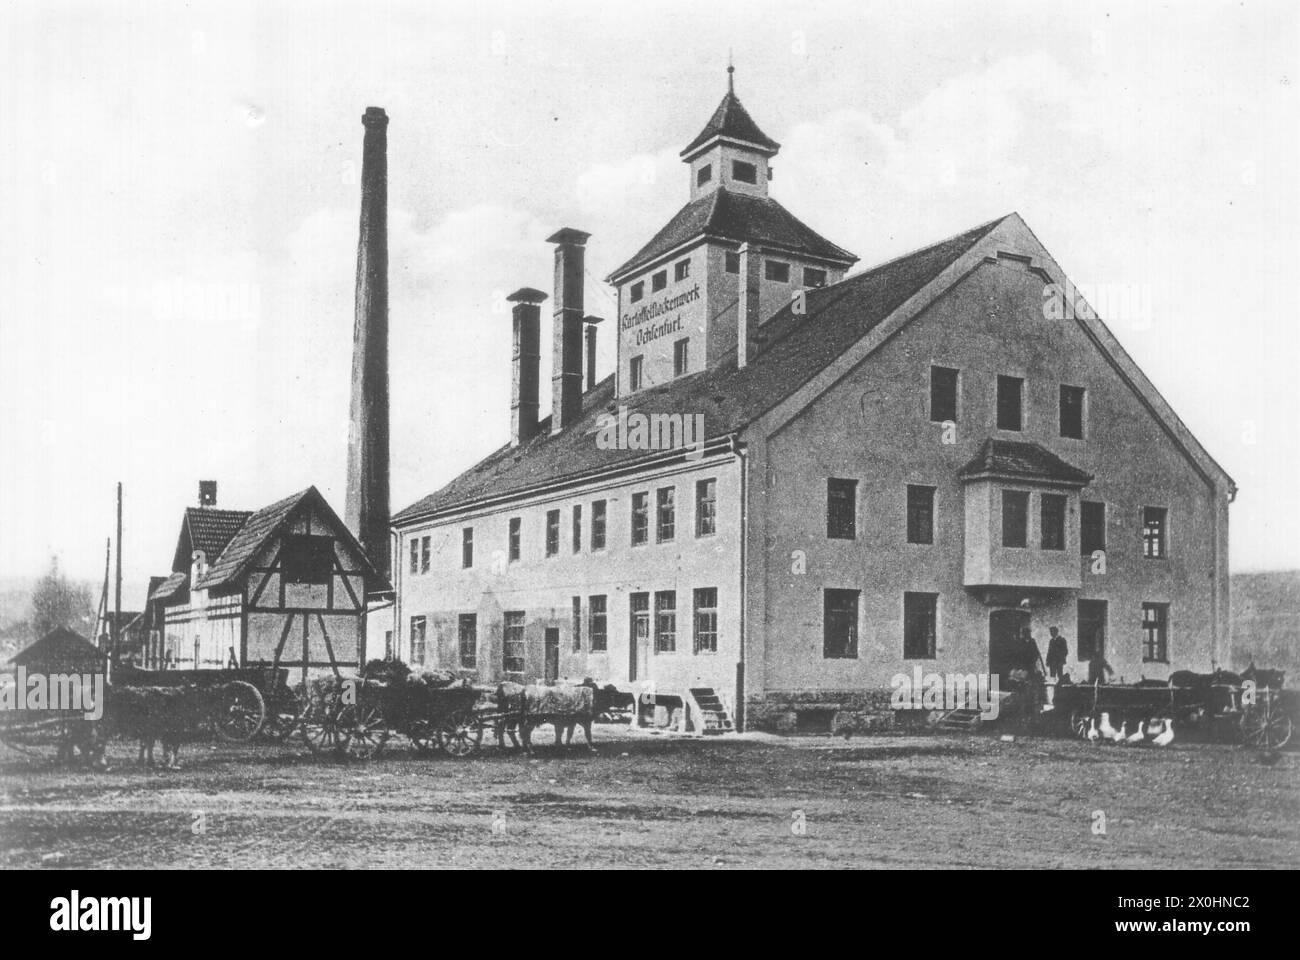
left=507, top=287, right=547, bottom=446
left=198, top=480, right=217, bottom=507
left=547, top=228, right=590, bottom=434
left=582, top=315, right=603, bottom=391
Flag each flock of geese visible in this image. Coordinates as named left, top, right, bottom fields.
left=1085, top=712, right=1175, bottom=747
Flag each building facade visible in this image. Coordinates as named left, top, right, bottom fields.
left=392, top=74, right=1234, bottom=732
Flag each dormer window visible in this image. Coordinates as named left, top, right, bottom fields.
left=630, top=281, right=644, bottom=303
left=732, top=160, right=758, bottom=184
left=652, top=270, right=667, bottom=292
left=697, top=164, right=712, bottom=186
left=804, top=267, right=827, bottom=288
left=764, top=260, right=790, bottom=283
left=674, top=259, right=690, bottom=281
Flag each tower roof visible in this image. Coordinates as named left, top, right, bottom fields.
left=680, top=76, right=781, bottom=159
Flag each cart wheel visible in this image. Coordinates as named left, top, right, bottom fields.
left=337, top=702, right=388, bottom=760
left=408, top=719, right=439, bottom=756
left=438, top=711, right=483, bottom=758
left=299, top=688, right=343, bottom=757
left=214, top=681, right=265, bottom=742
left=261, top=689, right=303, bottom=743
left=1069, top=709, right=1092, bottom=740
left=1241, top=705, right=1293, bottom=751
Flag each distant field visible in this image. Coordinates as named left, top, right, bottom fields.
left=2, top=728, right=1296, bottom=870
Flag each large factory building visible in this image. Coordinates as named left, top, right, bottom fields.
left=392, top=73, right=1234, bottom=732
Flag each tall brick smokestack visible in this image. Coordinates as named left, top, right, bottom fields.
left=345, top=106, right=391, bottom=582
left=508, top=287, right=547, bottom=446
left=547, top=228, right=590, bottom=434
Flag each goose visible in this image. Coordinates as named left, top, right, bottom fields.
left=1113, top=721, right=1128, bottom=743
left=1152, top=719, right=1175, bottom=747
left=1126, top=721, right=1146, bottom=745
left=1086, top=717, right=1101, bottom=742
left=1098, top=712, right=1118, bottom=740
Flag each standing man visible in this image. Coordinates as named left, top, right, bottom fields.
left=1046, top=626, right=1069, bottom=680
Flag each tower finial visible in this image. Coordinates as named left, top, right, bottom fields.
left=727, top=49, right=734, bottom=93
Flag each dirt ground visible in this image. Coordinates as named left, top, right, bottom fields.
left=1, top=725, right=1296, bottom=869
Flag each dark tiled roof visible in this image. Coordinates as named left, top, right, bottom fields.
left=194, top=489, right=313, bottom=590
left=681, top=90, right=780, bottom=157
left=396, top=216, right=1008, bottom=523
left=958, top=439, right=1094, bottom=486
left=608, top=188, right=858, bottom=281
left=9, top=627, right=106, bottom=668
left=172, top=507, right=252, bottom=572
left=192, top=486, right=389, bottom=593
left=150, top=572, right=188, bottom=601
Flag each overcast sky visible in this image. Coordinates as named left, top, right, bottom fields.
left=1, top=0, right=1297, bottom=603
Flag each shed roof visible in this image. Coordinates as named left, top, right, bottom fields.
left=958, top=439, right=1094, bottom=487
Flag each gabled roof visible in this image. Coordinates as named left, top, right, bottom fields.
left=607, top=188, right=858, bottom=282
left=192, top=486, right=388, bottom=592
left=681, top=88, right=780, bottom=158
left=9, top=627, right=106, bottom=669
left=150, top=572, right=188, bottom=602
left=958, top=439, right=1094, bottom=487
left=171, top=507, right=252, bottom=573
left=396, top=216, right=1005, bottom=524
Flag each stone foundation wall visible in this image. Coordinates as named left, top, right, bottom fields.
left=745, top=689, right=926, bottom=734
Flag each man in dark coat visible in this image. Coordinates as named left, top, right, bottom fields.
left=1046, top=626, right=1069, bottom=680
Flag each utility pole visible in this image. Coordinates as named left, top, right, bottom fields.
left=114, top=482, right=122, bottom=655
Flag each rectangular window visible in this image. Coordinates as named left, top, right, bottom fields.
left=997, top=375, right=1024, bottom=431
left=732, top=159, right=757, bottom=184
left=930, top=366, right=959, bottom=423
left=508, top=517, right=521, bottom=562
left=631, top=492, right=649, bottom=545
left=673, top=338, right=689, bottom=377
left=1081, top=501, right=1105, bottom=556
left=1002, top=490, right=1029, bottom=548
left=674, top=258, right=690, bottom=281
left=458, top=614, right=477, bottom=669
left=503, top=611, right=525, bottom=674
left=656, top=486, right=675, bottom=542
left=696, top=164, right=712, bottom=186
left=545, top=509, right=560, bottom=557
left=823, top=589, right=859, bottom=659
left=1142, top=603, right=1169, bottom=663
left=803, top=267, right=827, bottom=288
left=409, top=538, right=419, bottom=575
left=1142, top=507, right=1167, bottom=559
left=1077, top=599, right=1107, bottom=662
left=461, top=527, right=473, bottom=568
left=1060, top=385, right=1085, bottom=439
left=724, top=251, right=740, bottom=274
left=572, top=505, right=582, bottom=554
left=589, top=595, right=607, bottom=651
left=282, top=534, right=334, bottom=584
left=693, top=587, right=718, bottom=654
left=409, top=615, right=427, bottom=665
left=591, top=500, right=607, bottom=550
left=630, top=281, right=644, bottom=303
left=1040, top=494, right=1066, bottom=551
left=652, top=270, right=667, bottom=292
left=696, top=478, right=716, bottom=537
left=629, top=355, right=643, bottom=391
left=906, top=485, right=935, bottom=545
left=421, top=536, right=431, bottom=574
left=654, top=590, right=677, bottom=653
left=826, top=478, right=857, bottom=540
left=572, top=597, right=582, bottom=651
left=903, top=592, right=938, bottom=659
left=764, top=259, right=790, bottom=283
